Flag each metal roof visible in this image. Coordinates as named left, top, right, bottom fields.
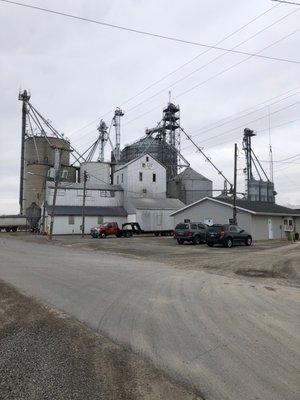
left=47, top=182, right=123, bottom=191
left=174, top=167, right=212, bottom=182
left=114, top=153, right=166, bottom=173
left=46, top=206, right=127, bottom=217
left=170, top=196, right=300, bottom=216
left=128, top=197, right=185, bottom=210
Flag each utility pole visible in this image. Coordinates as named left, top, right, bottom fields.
left=233, top=143, right=238, bottom=225
left=49, top=149, right=61, bottom=240
left=81, top=170, right=88, bottom=238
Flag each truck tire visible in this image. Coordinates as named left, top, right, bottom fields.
left=92, top=233, right=99, bottom=239
left=11, top=227, right=17, bottom=232
left=154, top=232, right=159, bottom=237
left=100, top=233, right=107, bottom=239
left=225, top=237, right=233, bottom=248
left=177, top=238, right=184, bottom=245
left=207, top=242, right=214, bottom=247
left=193, top=235, right=201, bottom=245
left=5, top=228, right=11, bottom=232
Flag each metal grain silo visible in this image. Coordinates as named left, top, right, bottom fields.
left=24, top=136, right=71, bottom=166
left=23, top=136, right=73, bottom=213
left=120, top=136, right=178, bottom=181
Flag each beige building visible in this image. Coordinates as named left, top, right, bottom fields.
left=171, top=197, right=300, bottom=240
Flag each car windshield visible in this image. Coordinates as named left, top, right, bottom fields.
left=176, top=223, right=189, bottom=230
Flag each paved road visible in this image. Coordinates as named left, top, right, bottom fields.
left=0, top=237, right=299, bottom=400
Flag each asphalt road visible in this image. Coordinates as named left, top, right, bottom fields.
left=0, top=237, right=299, bottom=400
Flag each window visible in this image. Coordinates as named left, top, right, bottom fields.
left=198, top=223, right=205, bottom=230
left=117, top=175, right=119, bottom=184
left=139, top=172, right=143, bottom=181
left=142, top=163, right=146, bottom=168
left=152, top=173, right=156, bottom=182
left=146, top=156, right=149, bottom=162
left=68, top=215, right=75, bottom=225
left=121, top=173, right=124, bottom=183
left=100, top=190, right=115, bottom=198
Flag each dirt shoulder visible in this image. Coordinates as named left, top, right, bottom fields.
left=0, top=280, right=200, bottom=400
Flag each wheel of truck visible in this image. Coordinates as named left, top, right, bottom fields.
left=5, top=228, right=11, bottom=232
left=154, top=232, right=159, bottom=237
left=177, top=238, right=184, bottom=245
left=11, top=227, right=17, bottom=232
left=92, top=233, right=99, bottom=239
left=100, top=233, right=107, bottom=239
left=245, top=236, right=252, bottom=246
left=207, top=242, right=214, bottom=247
left=193, top=235, right=201, bottom=245
left=124, top=231, right=132, bottom=238
left=225, top=237, right=233, bottom=248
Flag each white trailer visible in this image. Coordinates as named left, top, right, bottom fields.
left=0, top=215, right=27, bottom=232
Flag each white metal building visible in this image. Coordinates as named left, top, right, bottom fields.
left=113, top=153, right=166, bottom=199
left=43, top=182, right=126, bottom=234
left=125, top=197, right=185, bottom=232
left=171, top=197, right=300, bottom=240
left=44, top=205, right=127, bottom=235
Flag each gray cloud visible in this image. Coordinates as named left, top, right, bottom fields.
left=1, top=0, right=300, bottom=213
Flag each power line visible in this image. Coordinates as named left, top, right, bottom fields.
left=1, top=0, right=300, bottom=65
left=272, top=0, right=300, bottom=5
left=70, top=2, right=280, bottom=136
left=180, top=99, right=300, bottom=151
left=125, top=6, right=300, bottom=115
left=125, top=26, right=300, bottom=127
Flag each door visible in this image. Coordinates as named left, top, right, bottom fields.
left=268, top=218, right=273, bottom=239
left=229, top=225, right=239, bottom=243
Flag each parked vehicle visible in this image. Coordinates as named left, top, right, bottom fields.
left=122, top=222, right=143, bottom=235
left=174, top=222, right=207, bottom=245
left=206, top=224, right=252, bottom=248
left=90, top=222, right=133, bottom=238
left=0, top=215, right=27, bottom=232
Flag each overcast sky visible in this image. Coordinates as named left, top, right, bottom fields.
left=1, top=0, right=300, bottom=214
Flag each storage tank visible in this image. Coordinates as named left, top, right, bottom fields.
left=248, top=179, right=275, bottom=203
left=23, top=136, right=74, bottom=213
left=120, top=136, right=178, bottom=181
left=80, top=162, right=111, bottom=185
left=24, top=163, right=49, bottom=210
left=24, top=136, right=71, bottom=166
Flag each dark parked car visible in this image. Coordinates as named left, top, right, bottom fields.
left=174, top=222, right=207, bottom=245
left=206, top=224, right=252, bottom=248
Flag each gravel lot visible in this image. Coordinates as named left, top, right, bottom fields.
left=7, top=232, right=299, bottom=284
left=0, top=280, right=200, bottom=400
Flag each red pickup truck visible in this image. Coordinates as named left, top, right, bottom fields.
left=90, top=222, right=133, bottom=238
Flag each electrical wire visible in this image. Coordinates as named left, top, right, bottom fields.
left=70, top=2, right=280, bottom=136
left=125, top=26, right=300, bottom=127
left=180, top=99, right=300, bottom=151
left=125, top=6, right=300, bottom=115
left=1, top=0, right=299, bottom=64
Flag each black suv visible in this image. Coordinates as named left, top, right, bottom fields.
left=174, top=222, right=207, bottom=245
left=206, top=224, right=252, bottom=248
